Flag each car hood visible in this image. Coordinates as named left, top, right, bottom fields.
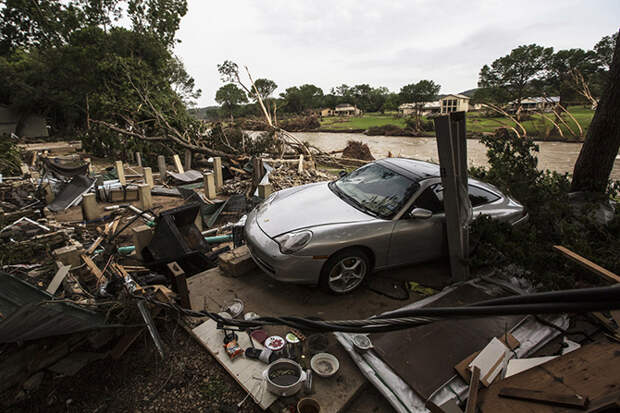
left=255, top=182, right=374, bottom=237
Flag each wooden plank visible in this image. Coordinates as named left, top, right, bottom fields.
left=479, top=342, right=620, bottom=413
left=172, top=154, right=184, bottom=174
left=46, top=264, right=71, bottom=294
left=465, top=366, right=481, bottom=413
left=455, top=333, right=519, bottom=383
left=191, top=319, right=276, bottom=410
left=553, top=245, right=620, bottom=284
left=498, top=387, right=588, bottom=409
left=115, top=160, right=126, bottom=186
left=81, top=254, right=105, bottom=283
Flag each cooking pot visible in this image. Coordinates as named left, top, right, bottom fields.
left=263, top=358, right=308, bottom=397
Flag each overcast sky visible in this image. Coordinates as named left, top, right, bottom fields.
left=174, top=0, right=620, bottom=107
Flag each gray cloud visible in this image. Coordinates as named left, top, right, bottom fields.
left=174, top=0, right=620, bottom=105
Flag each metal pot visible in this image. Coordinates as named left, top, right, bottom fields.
left=263, top=359, right=308, bottom=397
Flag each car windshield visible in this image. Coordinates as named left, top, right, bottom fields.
left=331, top=163, right=419, bottom=219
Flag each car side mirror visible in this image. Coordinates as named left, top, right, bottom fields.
left=338, top=170, right=347, bottom=178
left=409, top=208, right=432, bottom=219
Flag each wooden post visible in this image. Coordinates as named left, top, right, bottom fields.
left=252, top=157, right=264, bottom=189
left=143, top=167, right=154, bottom=188
left=184, top=149, right=192, bottom=170
left=115, top=160, right=126, bottom=186
left=258, top=183, right=273, bottom=199
left=433, top=112, right=471, bottom=282
left=138, top=184, right=152, bottom=211
left=132, top=225, right=154, bottom=261
left=298, top=154, right=304, bottom=173
left=84, top=157, right=93, bottom=174
left=203, top=172, right=216, bottom=199
left=213, top=157, right=223, bottom=190
left=172, top=154, right=184, bottom=174
left=81, top=193, right=98, bottom=221
left=167, top=261, right=190, bottom=309
left=135, top=152, right=142, bottom=167
left=157, top=155, right=167, bottom=184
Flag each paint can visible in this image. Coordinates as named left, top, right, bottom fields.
left=297, top=397, right=320, bottom=413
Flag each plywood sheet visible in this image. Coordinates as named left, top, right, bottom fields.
left=370, top=283, right=522, bottom=400
left=191, top=319, right=276, bottom=410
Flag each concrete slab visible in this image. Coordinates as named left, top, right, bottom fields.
left=185, top=267, right=436, bottom=412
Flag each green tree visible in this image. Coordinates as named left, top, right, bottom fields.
left=279, top=84, right=323, bottom=113
left=545, top=48, right=599, bottom=106
left=594, top=31, right=619, bottom=70
left=215, top=83, right=248, bottom=119
left=252, top=78, right=277, bottom=101
left=478, top=44, right=554, bottom=106
left=399, top=80, right=440, bottom=129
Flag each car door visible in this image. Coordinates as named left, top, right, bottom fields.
left=387, top=183, right=447, bottom=267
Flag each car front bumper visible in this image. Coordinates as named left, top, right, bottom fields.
left=244, top=209, right=324, bottom=284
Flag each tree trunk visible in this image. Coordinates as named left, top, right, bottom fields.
left=571, top=30, right=620, bottom=193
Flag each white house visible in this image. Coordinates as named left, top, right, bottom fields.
left=439, top=94, right=470, bottom=114
left=334, top=104, right=361, bottom=116
left=509, top=96, right=560, bottom=113
left=398, top=101, right=441, bottom=116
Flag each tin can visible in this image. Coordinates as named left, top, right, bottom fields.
left=286, top=332, right=301, bottom=361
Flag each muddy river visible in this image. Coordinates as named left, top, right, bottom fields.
left=293, top=132, right=620, bottom=181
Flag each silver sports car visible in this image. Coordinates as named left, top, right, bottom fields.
left=244, top=158, right=527, bottom=294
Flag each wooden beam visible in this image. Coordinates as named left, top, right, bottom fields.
left=157, top=155, right=167, bottom=184
left=172, top=154, right=184, bottom=174
left=213, top=157, right=223, bottom=190
left=203, top=172, right=216, bottom=199
left=143, top=167, right=154, bottom=188
left=81, top=254, right=105, bottom=283
left=553, top=245, right=620, bottom=284
left=498, top=387, right=589, bottom=409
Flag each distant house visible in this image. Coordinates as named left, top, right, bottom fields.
left=398, top=101, right=441, bottom=117
left=319, top=108, right=334, bottom=117
left=509, top=96, right=560, bottom=113
left=334, top=104, right=361, bottom=116
left=0, top=105, right=48, bottom=138
left=439, top=94, right=471, bottom=114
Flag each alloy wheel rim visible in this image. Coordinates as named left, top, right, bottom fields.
left=328, top=257, right=367, bottom=293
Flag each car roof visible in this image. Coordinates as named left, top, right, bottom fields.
left=376, top=158, right=440, bottom=181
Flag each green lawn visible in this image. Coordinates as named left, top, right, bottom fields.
left=320, top=113, right=406, bottom=130
left=320, top=107, right=594, bottom=140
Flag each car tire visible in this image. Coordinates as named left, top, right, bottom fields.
left=319, top=248, right=370, bottom=295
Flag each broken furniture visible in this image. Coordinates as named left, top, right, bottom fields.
left=142, top=203, right=216, bottom=276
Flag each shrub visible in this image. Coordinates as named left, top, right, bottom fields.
left=469, top=128, right=619, bottom=289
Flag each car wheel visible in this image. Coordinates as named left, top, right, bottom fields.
left=320, top=248, right=370, bottom=294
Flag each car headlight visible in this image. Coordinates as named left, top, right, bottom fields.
left=274, top=230, right=312, bottom=254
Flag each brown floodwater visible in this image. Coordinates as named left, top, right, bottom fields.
left=294, top=132, right=620, bottom=180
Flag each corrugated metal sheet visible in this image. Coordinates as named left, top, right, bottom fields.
left=0, top=272, right=105, bottom=343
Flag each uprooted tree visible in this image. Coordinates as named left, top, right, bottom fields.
left=571, top=30, right=620, bottom=194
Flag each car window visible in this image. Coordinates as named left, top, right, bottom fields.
left=333, top=163, right=419, bottom=219
left=413, top=184, right=444, bottom=213
left=413, top=183, right=499, bottom=212
left=468, top=185, right=500, bottom=207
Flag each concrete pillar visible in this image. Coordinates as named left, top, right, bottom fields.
left=138, top=184, right=152, bottom=211
left=143, top=167, right=154, bottom=188
left=184, top=149, right=192, bottom=170
left=258, top=183, right=273, bottom=199
left=82, top=193, right=98, bottom=221
left=115, top=160, right=126, bottom=186
left=135, top=152, right=142, bottom=167
left=131, top=225, right=154, bottom=261
left=203, top=172, right=216, bottom=199
left=298, top=154, right=304, bottom=173
left=172, top=154, right=184, bottom=174
left=213, top=157, right=223, bottom=190
left=157, top=155, right=167, bottom=184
